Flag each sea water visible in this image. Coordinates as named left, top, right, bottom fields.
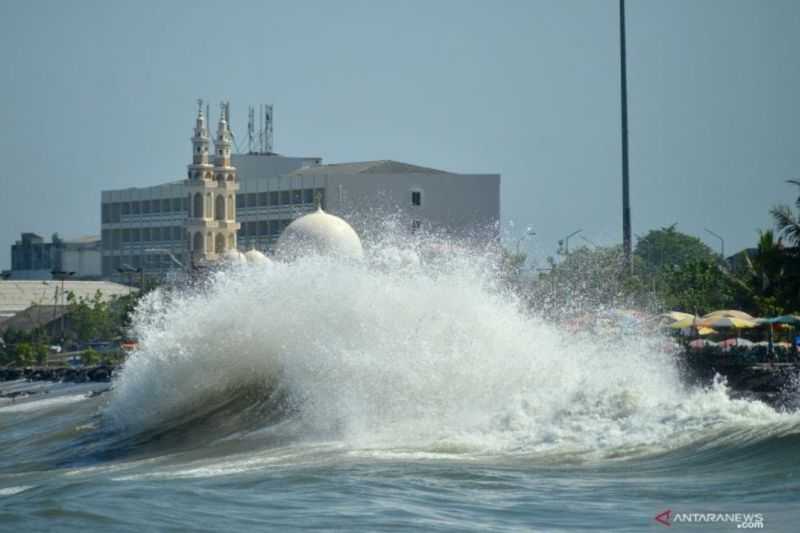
left=1, top=238, right=798, bottom=531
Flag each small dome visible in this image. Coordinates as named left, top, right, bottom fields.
left=275, top=207, right=363, bottom=261
left=222, top=248, right=247, bottom=265
left=244, top=249, right=270, bottom=265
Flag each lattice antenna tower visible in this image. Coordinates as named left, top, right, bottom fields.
left=264, top=104, right=273, bottom=153
left=247, top=106, right=256, bottom=154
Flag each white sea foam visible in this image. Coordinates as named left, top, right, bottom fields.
left=0, top=394, right=88, bottom=414
left=104, top=237, right=800, bottom=461
left=0, top=485, right=33, bottom=496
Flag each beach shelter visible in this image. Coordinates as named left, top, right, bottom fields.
left=702, top=310, right=755, bottom=321
left=661, top=311, right=695, bottom=323
left=670, top=316, right=700, bottom=329
left=697, top=316, right=758, bottom=329
left=761, top=315, right=800, bottom=326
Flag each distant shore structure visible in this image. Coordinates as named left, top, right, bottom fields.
left=98, top=101, right=500, bottom=282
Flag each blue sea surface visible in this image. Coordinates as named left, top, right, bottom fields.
left=1, top=379, right=798, bottom=532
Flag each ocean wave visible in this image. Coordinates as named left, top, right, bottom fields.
left=103, top=238, right=800, bottom=465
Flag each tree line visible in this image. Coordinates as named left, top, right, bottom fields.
left=517, top=181, right=800, bottom=318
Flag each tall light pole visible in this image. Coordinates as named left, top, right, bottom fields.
left=51, top=270, right=74, bottom=342
left=620, top=0, right=632, bottom=274
left=704, top=228, right=725, bottom=259
left=560, top=229, right=583, bottom=256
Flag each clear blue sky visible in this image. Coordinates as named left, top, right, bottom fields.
left=1, top=0, right=798, bottom=269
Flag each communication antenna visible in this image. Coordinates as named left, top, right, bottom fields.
left=264, top=104, right=273, bottom=153
left=247, top=106, right=255, bottom=153
left=258, top=104, right=264, bottom=153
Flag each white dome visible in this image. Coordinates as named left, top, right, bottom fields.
left=244, top=249, right=270, bottom=265
left=222, top=249, right=247, bottom=265
left=275, top=207, right=363, bottom=260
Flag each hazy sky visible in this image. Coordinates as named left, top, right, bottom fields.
left=1, top=0, right=798, bottom=269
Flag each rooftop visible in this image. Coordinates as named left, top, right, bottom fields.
left=0, top=280, right=134, bottom=318
left=289, top=160, right=452, bottom=177
left=0, top=305, right=70, bottom=335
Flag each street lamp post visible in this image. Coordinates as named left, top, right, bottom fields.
left=560, top=229, right=583, bottom=256
left=580, top=235, right=599, bottom=248
left=704, top=228, right=725, bottom=259
left=50, top=270, right=75, bottom=342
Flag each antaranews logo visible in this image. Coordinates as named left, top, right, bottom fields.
left=654, top=509, right=764, bottom=529
left=654, top=509, right=671, bottom=527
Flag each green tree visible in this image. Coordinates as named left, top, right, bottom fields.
left=770, top=180, right=800, bottom=246
left=33, top=343, right=48, bottom=366
left=659, top=260, right=736, bottom=315
left=13, top=342, right=35, bottom=367
left=82, top=347, right=101, bottom=366
left=529, top=244, right=650, bottom=315
left=725, top=230, right=791, bottom=315
left=635, top=225, right=718, bottom=274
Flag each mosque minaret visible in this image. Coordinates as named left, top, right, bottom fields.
left=185, top=100, right=241, bottom=264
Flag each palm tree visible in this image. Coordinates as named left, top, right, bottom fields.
left=771, top=180, right=800, bottom=246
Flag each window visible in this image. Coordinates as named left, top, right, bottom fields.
left=172, top=198, right=181, bottom=212
left=411, top=190, right=422, bottom=207
left=151, top=227, right=161, bottom=241
left=269, top=220, right=280, bottom=236
left=258, top=220, right=268, bottom=235
left=270, top=191, right=279, bottom=206
left=247, top=221, right=257, bottom=236
left=142, top=228, right=151, bottom=242
left=152, top=199, right=161, bottom=214
left=121, top=202, right=130, bottom=215
left=238, top=226, right=246, bottom=237
left=247, top=193, right=257, bottom=208
left=292, top=190, right=303, bottom=204
left=122, top=229, right=130, bottom=243
left=411, top=220, right=421, bottom=233
left=132, top=255, right=141, bottom=269
left=303, top=189, right=314, bottom=204
left=111, top=203, right=121, bottom=223
left=280, top=191, right=290, bottom=205
left=131, top=228, right=140, bottom=242
left=142, top=200, right=151, bottom=214
left=102, top=204, right=111, bottom=223
left=258, top=192, right=268, bottom=206
left=236, top=194, right=244, bottom=208
left=182, top=197, right=189, bottom=212
left=131, top=201, right=141, bottom=215
left=101, top=229, right=111, bottom=249
left=162, top=199, right=171, bottom=212
left=173, top=226, right=182, bottom=241
left=112, top=229, right=121, bottom=249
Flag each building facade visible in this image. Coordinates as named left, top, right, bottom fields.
left=100, top=103, right=500, bottom=280
left=8, top=233, right=101, bottom=280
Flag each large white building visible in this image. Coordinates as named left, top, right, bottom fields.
left=100, top=104, right=500, bottom=280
